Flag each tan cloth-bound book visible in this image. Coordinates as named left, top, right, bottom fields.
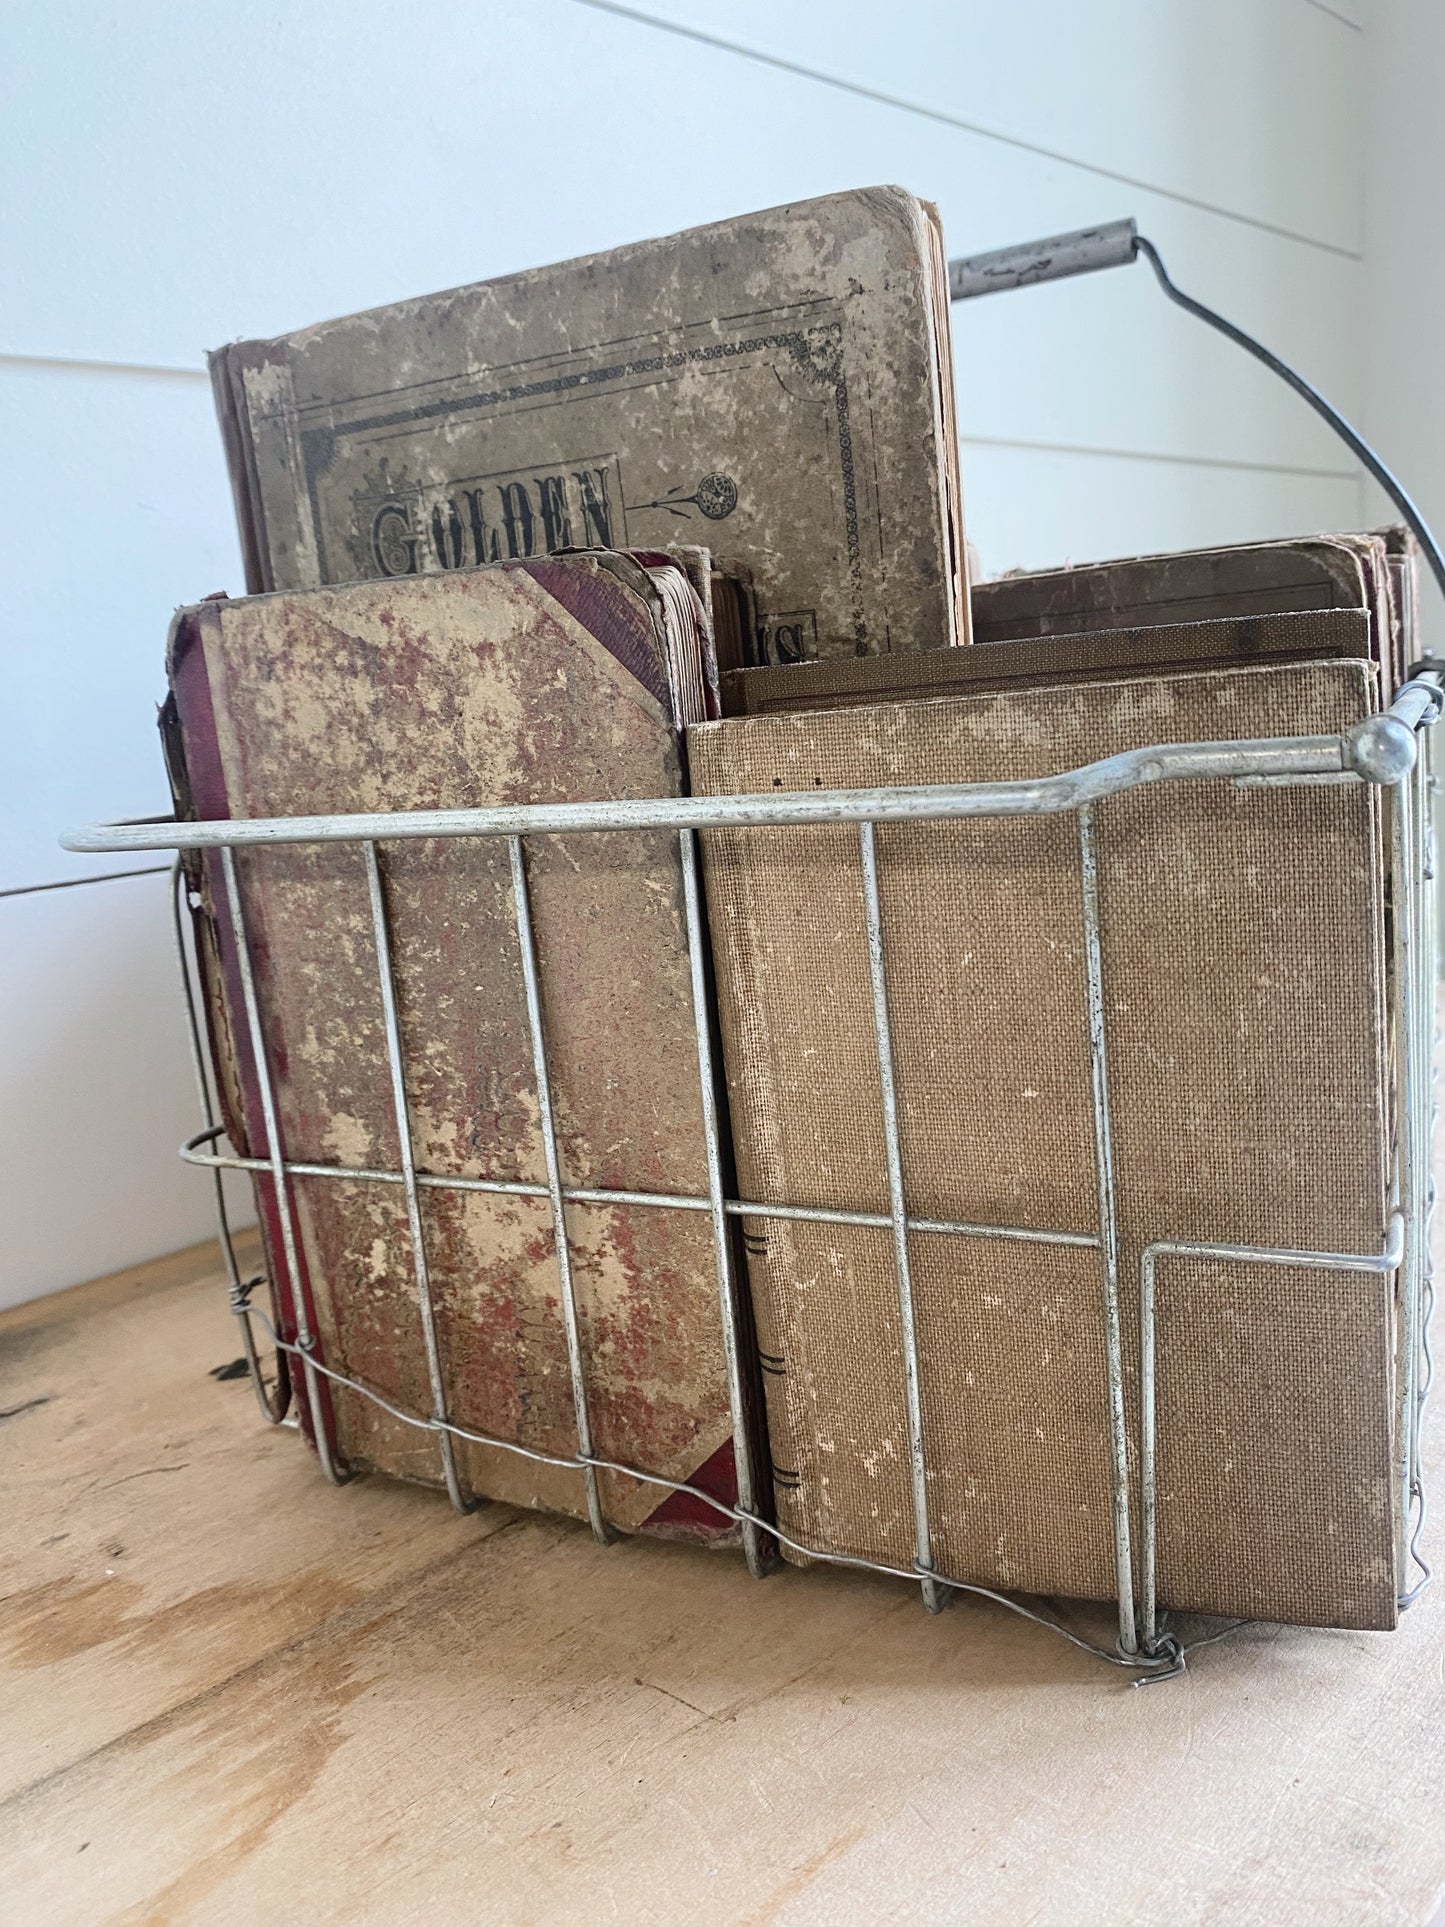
left=209, top=186, right=967, bottom=662
left=164, top=552, right=766, bottom=1542
left=691, top=628, right=1399, bottom=1627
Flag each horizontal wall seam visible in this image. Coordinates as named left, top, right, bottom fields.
left=570, top=0, right=1363, bottom=262
left=0, top=351, right=206, bottom=381
left=961, top=433, right=1359, bottom=481
left=0, top=354, right=1364, bottom=482
left=1, top=867, right=172, bottom=901
left=1302, top=0, right=1361, bottom=31
left=0, top=352, right=209, bottom=381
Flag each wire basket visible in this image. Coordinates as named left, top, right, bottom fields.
left=64, top=674, right=1442, bottom=1681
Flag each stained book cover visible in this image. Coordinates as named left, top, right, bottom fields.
left=210, top=185, right=967, bottom=663
left=165, top=553, right=761, bottom=1541
left=969, top=531, right=1409, bottom=687
left=721, top=606, right=1373, bottom=717
left=690, top=647, right=1398, bottom=1627
left=721, top=527, right=1420, bottom=718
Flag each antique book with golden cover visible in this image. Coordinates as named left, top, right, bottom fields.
left=210, top=186, right=967, bottom=662
left=164, top=552, right=764, bottom=1542
left=692, top=550, right=1405, bottom=1628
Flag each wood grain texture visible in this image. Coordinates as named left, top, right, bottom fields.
left=2, top=1231, right=1444, bottom=1925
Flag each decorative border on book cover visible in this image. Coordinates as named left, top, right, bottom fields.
left=288, top=314, right=868, bottom=651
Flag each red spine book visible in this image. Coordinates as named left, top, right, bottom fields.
left=164, top=552, right=763, bottom=1542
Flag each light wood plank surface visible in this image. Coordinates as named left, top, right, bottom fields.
left=2, top=1235, right=1443, bottom=1926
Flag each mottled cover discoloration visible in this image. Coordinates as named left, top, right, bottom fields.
left=170, top=559, right=744, bottom=1537
left=692, top=655, right=1397, bottom=1627
left=211, top=186, right=966, bottom=661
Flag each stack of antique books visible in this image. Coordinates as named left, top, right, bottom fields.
left=168, top=184, right=1418, bottom=1638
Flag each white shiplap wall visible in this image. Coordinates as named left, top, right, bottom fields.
left=0, top=0, right=1398, bottom=1305
left=1363, top=0, right=1445, bottom=658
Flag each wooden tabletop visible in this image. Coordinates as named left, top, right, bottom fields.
left=3, top=1234, right=1443, bottom=1926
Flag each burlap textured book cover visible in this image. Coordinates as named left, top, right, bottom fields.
left=691, top=655, right=1396, bottom=1626
left=210, top=185, right=967, bottom=661
left=166, top=554, right=757, bottom=1541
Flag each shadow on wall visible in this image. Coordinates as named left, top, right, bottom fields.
left=0, top=871, right=253, bottom=1310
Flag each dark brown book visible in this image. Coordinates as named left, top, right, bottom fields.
left=722, top=607, right=1370, bottom=717
left=969, top=534, right=1392, bottom=645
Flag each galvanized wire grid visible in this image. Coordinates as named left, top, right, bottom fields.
left=66, top=681, right=1442, bottom=1681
